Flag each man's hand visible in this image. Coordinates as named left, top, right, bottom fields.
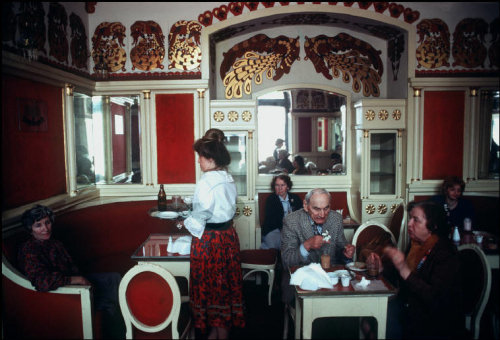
left=303, top=235, right=325, bottom=251
left=343, top=244, right=355, bottom=259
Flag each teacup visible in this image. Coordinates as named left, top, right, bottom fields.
left=341, top=274, right=351, bottom=287
left=475, top=234, right=484, bottom=244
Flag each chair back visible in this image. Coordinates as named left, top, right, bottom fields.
left=458, top=244, right=491, bottom=339
left=119, top=263, right=182, bottom=339
left=351, top=221, right=396, bottom=262
left=388, top=203, right=408, bottom=251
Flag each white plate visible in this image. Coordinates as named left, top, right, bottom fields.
left=330, top=269, right=350, bottom=278
left=346, top=262, right=367, bottom=272
left=153, top=211, right=179, bottom=219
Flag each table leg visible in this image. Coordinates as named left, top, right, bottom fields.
left=295, top=293, right=302, bottom=339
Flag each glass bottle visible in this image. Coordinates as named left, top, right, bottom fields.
left=452, top=226, right=461, bottom=244
left=158, top=184, right=167, bottom=211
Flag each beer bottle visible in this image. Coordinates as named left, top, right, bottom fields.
left=158, top=184, right=167, bottom=211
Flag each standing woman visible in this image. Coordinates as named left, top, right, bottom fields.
left=181, top=129, right=244, bottom=339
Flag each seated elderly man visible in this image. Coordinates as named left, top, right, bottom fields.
left=280, top=188, right=355, bottom=303
left=17, top=205, right=125, bottom=339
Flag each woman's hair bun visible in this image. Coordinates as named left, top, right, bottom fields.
left=203, top=128, right=226, bottom=143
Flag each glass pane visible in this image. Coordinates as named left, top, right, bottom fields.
left=226, top=132, right=247, bottom=196
left=74, top=93, right=95, bottom=188
left=370, top=133, right=396, bottom=195
left=478, top=89, right=499, bottom=179
left=92, top=95, right=142, bottom=184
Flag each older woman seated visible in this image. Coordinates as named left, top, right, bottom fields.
left=18, top=205, right=125, bottom=339
left=370, top=200, right=465, bottom=339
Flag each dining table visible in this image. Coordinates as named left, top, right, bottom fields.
left=132, top=208, right=192, bottom=296
left=291, top=264, right=397, bottom=339
left=459, top=230, right=499, bottom=269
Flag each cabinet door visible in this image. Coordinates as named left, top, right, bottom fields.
left=369, top=132, right=397, bottom=196
left=233, top=201, right=255, bottom=250
left=226, top=132, right=247, bottom=197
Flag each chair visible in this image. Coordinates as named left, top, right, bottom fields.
left=388, top=203, right=408, bottom=252
left=351, top=221, right=397, bottom=262
left=458, top=244, right=492, bottom=340
left=119, top=263, right=192, bottom=339
left=240, top=249, right=277, bottom=306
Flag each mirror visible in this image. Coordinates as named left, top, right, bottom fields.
left=91, top=95, right=142, bottom=184
left=257, top=89, right=346, bottom=176
left=74, top=93, right=96, bottom=187
left=478, top=89, right=499, bottom=179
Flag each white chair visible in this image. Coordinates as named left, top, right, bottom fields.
left=119, top=263, right=192, bottom=339
left=240, top=249, right=277, bottom=306
left=282, top=302, right=296, bottom=339
left=458, top=244, right=492, bottom=339
left=351, top=221, right=397, bottom=262
left=388, top=203, right=408, bottom=252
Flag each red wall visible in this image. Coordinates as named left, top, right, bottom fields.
left=298, top=117, right=312, bottom=152
left=2, top=75, right=66, bottom=210
left=155, top=94, right=196, bottom=184
left=423, top=91, right=465, bottom=179
left=111, top=102, right=126, bottom=176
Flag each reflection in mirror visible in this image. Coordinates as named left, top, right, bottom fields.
left=92, top=95, right=142, bottom=184
left=478, top=89, right=499, bottom=179
left=74, top=93, right=96, bottom=188
left=257, top=89, right=346, bottom=176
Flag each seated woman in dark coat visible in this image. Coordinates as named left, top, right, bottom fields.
left=431, top=175, right=475, bottom=231
left=372, top=200, right=465, bottom=339
left=260, top=175, right=302, bottom=250
left=18, top=205, right=125, bottom=338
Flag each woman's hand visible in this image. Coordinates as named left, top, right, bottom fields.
left=384, top=246, right=411, bottom=280
left=70, top=276, right=91, bottom=285
left=367, top=252, right=383, bottom=273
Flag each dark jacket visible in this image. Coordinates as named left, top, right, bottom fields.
left=401, top=237, right=465, bottom=339
left=262, top=192, right=302, bottom=237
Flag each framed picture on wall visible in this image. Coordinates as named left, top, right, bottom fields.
left=17, top=98, right=48, bottom=132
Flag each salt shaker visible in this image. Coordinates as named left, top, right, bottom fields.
left=463, top=218, right=472, bottom=232
left=452, top=226, right=461, bottom=243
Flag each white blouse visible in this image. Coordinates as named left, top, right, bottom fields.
left=183, top=170, right=237, bottom=238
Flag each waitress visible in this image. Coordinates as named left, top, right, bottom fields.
left=181, top=128, right=244, bottom=339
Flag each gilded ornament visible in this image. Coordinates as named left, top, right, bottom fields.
left=391, top=204, right=399, bottom=214
left=228, top=110, right=238, bottom=122
left=378, top=109, right=388, bottom=120
left=243, top=206, right=252, bottom=216
left=130, top=21, right=165, bottom=71
left=235, top=207, right=240, bottom=216
left=392, top=109, right=402, bottom=120
left=168, top=20, right=202, bottom=71
left=304, top=33, right=383, bottom=97
left=365, top=110, right=375, bottom=121
left=242, top=110, right=252, bottom=122
left=378, top=204, right=388, bottom=214
left=220, top=34, right=300, bottom=99
left=365, top=204, right=376, bottom=214
left=213, top=111, right=224, bottom=122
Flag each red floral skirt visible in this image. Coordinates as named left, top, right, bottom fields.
left=189, top=225, right=245, bottom=331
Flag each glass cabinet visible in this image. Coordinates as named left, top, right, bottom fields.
left=370, top=132, right=396, bottom=195
left=226, top=132, right=247, bottom=196
left=355, top=99, right=406, bottom=224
